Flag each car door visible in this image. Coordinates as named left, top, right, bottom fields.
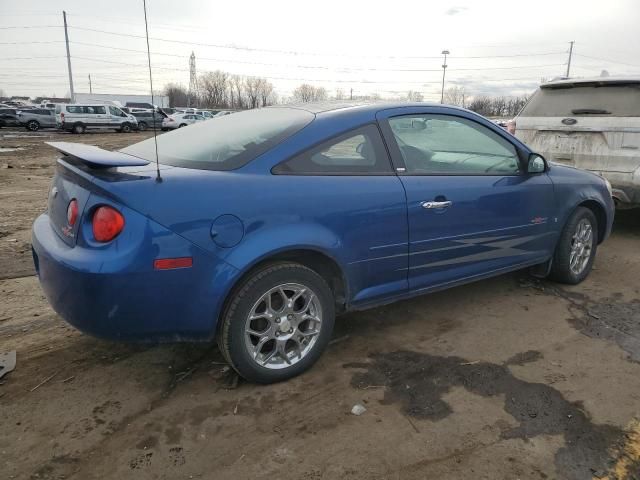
left=86, top=105, right=108, bottom=129
left=108, top=106, right=125, bottom=127
left=272, top=124, right=409, bottom=305
left=377, top=107, right=556, bottom=292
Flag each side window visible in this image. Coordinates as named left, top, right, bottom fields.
left=388, top=114, right=521, bottom=175
left=67, top=106, right=80, bottom=113
left=109, top=106, right=120, bottom=116
left=94, top=106, right=106, bottom=114
left=274, top=125, right=392, bottom=175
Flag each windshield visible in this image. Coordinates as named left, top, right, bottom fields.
left=122, top=107, right=314, bottom=171
left=521, top=84, right=640, bottom=117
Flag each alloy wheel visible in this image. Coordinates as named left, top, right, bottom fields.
left=244, top=283, right=322, bottom=370
left=569, top=218, right=593, bottom=275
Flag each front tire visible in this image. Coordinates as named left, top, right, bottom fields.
left=26, top=120, right=40, bottom=131
left=178, top=123, right=187, bottom=128
left=137, top=121, right=147, bottom=131
left=120, top=123, right=132, bottom=133
left=218, top=263, right=335, bottom=383
left=550, top=207, right=598, bottom=284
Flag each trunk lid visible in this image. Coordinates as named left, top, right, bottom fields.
left=45, top=142, right=151, bottom=246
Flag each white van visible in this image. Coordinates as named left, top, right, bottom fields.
left=514, top=77, right=640, bottom=208
left=55, top=103, right=138, bottom=134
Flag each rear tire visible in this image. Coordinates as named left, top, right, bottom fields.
left=72, top=123, right=85, bottom=134
left=179, top=123, right=187, bottom=128
left=217, top=262, right=335, bottom=384
left=26, top=120, right=40, bottom=131
left=550, top=207, right=598, bottom=284
left=137, top=121, right=147, bottom=131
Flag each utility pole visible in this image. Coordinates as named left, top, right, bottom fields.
left=62, top=11, right=75, bottom=102
left=566, top=41, right=574, bottom=78
left=88, top=74, right=92, bottom=93
left=350, top=88, right=353, bottom=100
left=440, top=49, right=450, bottom=104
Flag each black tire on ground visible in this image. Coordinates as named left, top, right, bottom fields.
left=137, top=122, right=147, bottom=131
left=120, top=123, right=132, bottom=133
left=549, top=206, right=598, bottom=284
left=26, top=120, right=40, bottom=131
left=178, top=123, right=187, bottom=128
left=217, top=262, right=336, bottom=384
left=72, top=123, right=85, bottom=134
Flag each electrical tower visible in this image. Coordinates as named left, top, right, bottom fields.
left=188, top=51, right=198, bottom=107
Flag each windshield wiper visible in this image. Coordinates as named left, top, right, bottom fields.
left=571, top=108, right=611, bottom=115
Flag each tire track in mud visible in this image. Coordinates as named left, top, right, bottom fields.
left=347, top=350, right=631, bottom=480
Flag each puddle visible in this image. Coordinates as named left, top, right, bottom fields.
left=572, top=300, right=640, bottom=363
left=347, top=350, right=625, bottom=480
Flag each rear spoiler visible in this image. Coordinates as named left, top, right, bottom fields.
left=46, top=142, right=150, bottom=168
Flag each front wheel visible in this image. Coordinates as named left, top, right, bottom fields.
left=218, top=263, right=335, bottom=383
left=120, top=123, right=132, bottom=133
left=26, top=120, right=40, bottom=131
left=550, top=207, right=598, bottom=284
left=137, top=121, right=147, bottom=131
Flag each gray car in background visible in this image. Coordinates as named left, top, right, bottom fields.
left=17, top=109, right=57, bottom=131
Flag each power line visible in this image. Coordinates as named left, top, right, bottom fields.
left=0, top=25, right=61, bottom=29
left=574, top=53, right=640, bottom=69
left=66, top=41, right=567, bottom=72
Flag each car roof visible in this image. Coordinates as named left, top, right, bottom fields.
left=541, top=76, right=640, bottom=89
left=277, top=100, right=443, bottom=115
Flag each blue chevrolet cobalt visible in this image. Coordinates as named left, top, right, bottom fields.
left=32, top=102, right=614, bottom=383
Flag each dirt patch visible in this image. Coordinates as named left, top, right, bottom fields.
left=348, top=350, right=624, bottom=480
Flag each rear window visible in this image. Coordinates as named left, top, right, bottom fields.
left=521, top=84, right=640, bottom=117
left=122, top=107, right=314, bottom=171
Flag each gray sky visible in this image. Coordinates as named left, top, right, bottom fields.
left=1, top=0, right=639, bottom=101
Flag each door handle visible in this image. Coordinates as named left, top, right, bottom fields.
left=422, top=200, right=452, bottom=209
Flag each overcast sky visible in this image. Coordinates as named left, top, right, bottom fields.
left=1, top=0, right=639, bottom=101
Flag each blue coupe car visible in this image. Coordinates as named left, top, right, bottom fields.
left=32, top=102, right=614, bottom=383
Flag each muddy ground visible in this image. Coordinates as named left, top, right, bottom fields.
left=1, top=128, right=639, bottom=480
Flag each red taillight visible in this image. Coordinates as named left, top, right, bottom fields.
left=153, top=257, right=193, bottom=270
left=507, top=119, right=516, bottom=135
left=67, top=199, right=78, bottom=226
left=92, top=206, right=125, bottom=242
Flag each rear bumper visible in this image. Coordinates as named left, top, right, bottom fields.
left=32, top=212, right=239, bottom=342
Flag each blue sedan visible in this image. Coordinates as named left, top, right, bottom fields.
left=32, top=102, right=614, bottom=383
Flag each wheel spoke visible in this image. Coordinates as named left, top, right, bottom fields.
left=276, top=341, right=291, bottom=364
left=253, top=336, right=270, bottom=358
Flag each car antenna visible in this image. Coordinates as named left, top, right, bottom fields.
left=142, top=0, right=162, bottom=183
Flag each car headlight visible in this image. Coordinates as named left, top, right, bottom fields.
left=603, top=177, right=612, bottom=197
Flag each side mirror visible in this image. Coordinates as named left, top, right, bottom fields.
left=527, top=153, right=547, bottom=174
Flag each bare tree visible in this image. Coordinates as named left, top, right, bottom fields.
left=259, top=79, right=275, bottom=106
left=230, top=75, right=246, bottom=109
left=443, top=86, right=466, bottom=107
left=293, top=84, right=327, bottom=102
left=199, top=70, right=229, bottom=108
left=164, top=83, right=188, bottom=107
left=406, top=90, right=424, bottom=102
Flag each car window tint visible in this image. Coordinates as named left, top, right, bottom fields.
left=109, top=106, right=120, bottom=116
left=389, top=114, right=520, bottom=175
left=273, top=124, right=393, bottom=175
left=122, top=107, right=314, bottom=171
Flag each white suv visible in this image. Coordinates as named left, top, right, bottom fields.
left=514, top=77, right=640, bottom=208
left=55, top=104, right=138, bottom=134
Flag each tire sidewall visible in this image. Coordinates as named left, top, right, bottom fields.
left=121, top=123, right=131, bottom=133
left=553, top=207, right=598, bottom=284
left=27, top=120, right=40, bottom=131
left=222, top=264, right=335, bottom=383
left=138, top=122, right=147, bottom=131
left=73, top=123, right=84, bottom=134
